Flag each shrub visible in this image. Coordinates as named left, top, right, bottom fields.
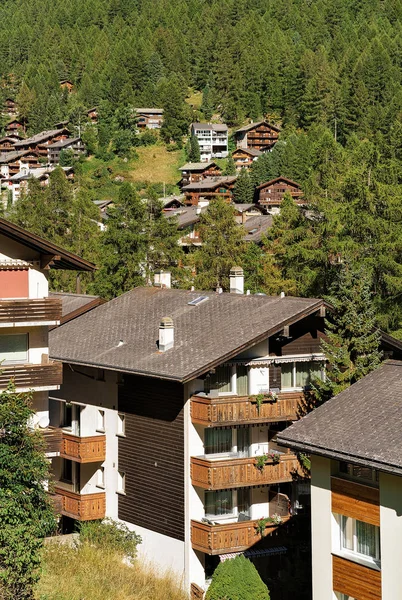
left=205, top=555, right=270, bottom=600
left=79, top=518, right=142, bottom=562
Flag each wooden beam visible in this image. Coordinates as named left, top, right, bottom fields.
left=40, top=254, right=60, bottom=269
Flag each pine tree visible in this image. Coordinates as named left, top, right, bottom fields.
left=193, top=198, right=246, bottom=290
left=188, top=134, right=200, bottom=162
left=223, top=156, right=236, bottom=175
left=93, top=183, right=147, bottom=299
left=0, top=384, right=56, bottom=600
left=233, top=168, right=254, bottom=203
left=313, top=263, right=382, bottom=403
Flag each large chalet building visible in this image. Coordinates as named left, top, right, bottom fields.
left=0, top=217, right=95, bottom=506
left=179, top=162, right=222, bottom=187
left=278, top=359, right=402, bottom=600
left=182, top=176, right=237, bottom=206
left=48, top=272, right=333, bottom=595
left=257, top=177, right=304, bottom=212
left=234, top=121, right=280, bottom=152
left=136, top=108, right=164, bottom=129
left=232, top=147, right=262, bottom=170
left=13, top=128, right=70, bottom=159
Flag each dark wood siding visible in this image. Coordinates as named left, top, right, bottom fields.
left=269, top=315, right=326, bottom=356
left=118, top=375, right=185, bottom=541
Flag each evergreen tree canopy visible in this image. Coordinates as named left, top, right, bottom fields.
left=233, top=168, right=254, bottom=203
left=205, top=555, right=270, bottom=600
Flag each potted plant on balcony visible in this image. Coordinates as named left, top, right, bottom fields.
left=251, top=391, right=278, bottom=414
left=268, top=451, right=281, bottom=465
left=255, top=514, right=283, bottom=536
left=255, top=454, right=268, bottom=471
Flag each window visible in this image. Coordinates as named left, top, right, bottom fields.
left=117, top=413, right=125, bottom=436
left=339, top=462, right=379, bottom=485
left=117, top=470, right=125, bottom=494
left=61, top=459, right=73, bottom=484
left=281, top=361, right=324, bottom=390
left=205, top=428, right=232, bottom=454
left=97, top=410, right=105, bottom=432
left=206, top=365, right=233, bottom=394
left=339, top=515, right=380, bottom=562
left=97, top=467, right=105, bottom=489
left=0, top=333, right=28, bottom=364
left=205, top=490, right=233, bottom=517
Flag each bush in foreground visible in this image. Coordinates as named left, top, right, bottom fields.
left=79, top=518, right=142, bottom=562
left=205, top=555, right=269, bottom=600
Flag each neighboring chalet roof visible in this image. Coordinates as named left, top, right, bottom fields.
left=165, top=205, right=206, bottom=228
left=235, top=121, right=281, bottom=134
left=49, top=287, right=324, bottom=383
left=0, top=136, right=20, bottom=143
left=0, top=150, right=32, bottom=163
left=192, top=123, right=228, bottom=132
left=179, top=161, right=219, bottom=172
left=182, top=176, right=237, bottom=192
left=243, top=215, right=273, bottom=243
left=14, top=128, right=69, bottom=148
left=233, top=203, right=264, bottom=213
left=135, top=108, right=164, bottom=115
left=0, top=217, right=96, bottom=271
left=47, top=137, right=81, bottom=149
left=278, top=360, right=402, bottom=477
left=256, top=176, right=302, bottom=190
left=50, top=292, right=104, bottom=324
left=232, top=148, right=262, bottom=157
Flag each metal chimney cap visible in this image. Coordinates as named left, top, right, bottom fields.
left=230, top=266, right=244, bottom=276
left=159, top=316, right=174, bottom=328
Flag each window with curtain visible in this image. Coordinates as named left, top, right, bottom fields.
left=205, top=490, right=233, bottom=516
left=236, top=365, right=248, bottom=396
left=339, top=462, right=379, bottom=485
left=281, top=361, right=324, bottom=389
left=205, top=428, right=232, bottom=454
left=206, top=365, right=232, bottom=394
left=340, top=515, right=380, bottom=561
left=0, top=333, right=28, bottom=364
left=238, top=488, right=250, bottom=518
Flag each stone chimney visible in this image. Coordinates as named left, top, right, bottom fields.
left=159, top=317, right=174, bottom=352
left=230, top=266, right=244, bottom=294
left=154, top=271, right=171, bottom=289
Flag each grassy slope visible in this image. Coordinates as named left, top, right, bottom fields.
left=36, top=543, right=188, bottom=600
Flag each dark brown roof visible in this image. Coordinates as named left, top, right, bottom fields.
left=0, top=218, right=96, bottom=271
left=277, top=361, right=402, bottom=476
left=235, top=121, right=280, bottom=134
left=49, top=287, right=323, bottom=382
left=256, top=177, right=302, bottom=191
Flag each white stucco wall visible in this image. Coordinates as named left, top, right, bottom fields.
left=311, top=455, right=332, bottom=600
left=380, top=472, right=402, bottom=599
left=28, top=268, right=48, bottom=298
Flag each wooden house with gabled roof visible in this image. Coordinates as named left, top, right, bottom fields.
left=234, top=121, right=280, bottom=152
left=257, top=177, right=304, bottom=210
left=232, top=147, right=262, bottom=170
left=5, top=119, right=24, bottom=134
left=182, top=175, right=237, bottom=206
left=179, top=161, right=222, bottom=187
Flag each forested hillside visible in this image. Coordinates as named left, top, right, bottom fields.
left=1, top=0, right=402, bottom=133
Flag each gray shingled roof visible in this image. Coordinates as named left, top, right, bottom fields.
left=277, top=361, right=402, bottom=475
left=179, top=162, right=217, bottom=171
left=192, top=123, right=228, bottom=132
left=244, top=215, right=273, bottom=242
left=47, top=137, right=81, bottom=149
left=235, top=121, right=280, bottom=134
left=182, top=176, right=237, bottom=191
left=49, top=287, right=323, bottom=382
left=14, top=129, right=68, bottom=147
left=50, top=292, right=101, bottom=318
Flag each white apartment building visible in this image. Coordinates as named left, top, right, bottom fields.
left=191, top=123, right=228, bottom=162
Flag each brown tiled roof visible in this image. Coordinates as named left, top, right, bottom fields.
left=277, top=361, right=402, bottom=475
left=49, top=287, right=323, bottom=382
left=235, top=121, right=280, bottom=134
left=0, top=217, right=96, bottom=271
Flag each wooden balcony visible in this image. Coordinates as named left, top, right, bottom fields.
left=191, top=392, right=304, bottom=426
left=54, top=487, right=106, bottom=520
left=0, top=361, right=63, bottom=392
left=191, top=453, right=301, bottom=490
left=61, top=433, right=106, bottom=463
left=0, top=297, right=62, bottom=326
left=42, top=426, right=63, bottom=454
left=191, top=516, right=290, bottom=555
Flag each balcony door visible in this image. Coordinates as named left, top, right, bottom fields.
left=61, top=403, right=81, bottom=436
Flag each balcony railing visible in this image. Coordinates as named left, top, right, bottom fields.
left=0, top=361, right=63, bottom=392
left=191, top=453, right=301, bottom=490
left=54, top=487, right=106, bottom=520
left=0, top=297, right=62, bottom=326
left=42, top=426, right=63, bottom=454
left=191, top=516, right=290, bottom=554
left=191, top=392, right=304, bottom=426
left=61, top=433, right=106, bottom=463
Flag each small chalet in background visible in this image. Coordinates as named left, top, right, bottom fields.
left=48, top=137, right=85, bottom=165
left=2, top=98, right=17, bottom=117
left=5, top=119, right=24, bottom=134
left=86, top=107, right=98, bottom=124
left=60, top=79, right=74, bottom=92
left=135, top=108, right=164, bottom=129
left=234, top=121, right=280, bottom=152
left=0, top=150, right=40, bottom=179
left=179, top=161, right=221, bottom=187
left=0, top=135, right=23, bottom=153
left=182, top=175, right=237, bottom=205
left=232, top=147, right=262, bottom=170
left=191, top=123, right=228, bottom=162
left=257, top=177, right=304, bottom=212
